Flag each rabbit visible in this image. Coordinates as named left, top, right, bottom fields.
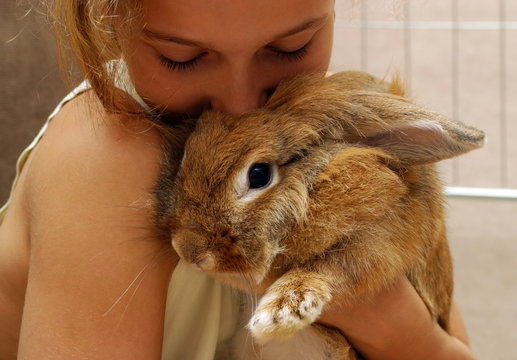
left=153, top=71, right=485, bottom=359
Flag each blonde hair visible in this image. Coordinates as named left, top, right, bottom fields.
left=51, top=0, right=145, bottom=116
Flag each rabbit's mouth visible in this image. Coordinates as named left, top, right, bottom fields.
left=171, top=245, right=276, bottom=292
left=206, top=267, right=274, bottom=294
left=189, top=250, right=271, bottom=288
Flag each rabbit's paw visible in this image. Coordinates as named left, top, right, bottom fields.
left=248, top=282, right=331, bottom=344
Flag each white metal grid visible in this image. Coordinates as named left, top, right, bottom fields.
left=332, top=0, right=517, bottom=200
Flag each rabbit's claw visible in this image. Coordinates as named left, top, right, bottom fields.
left=248, top=285, right=329, bottom=344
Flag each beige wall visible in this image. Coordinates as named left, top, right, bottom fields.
left=1, top=1, right=68, bottom=204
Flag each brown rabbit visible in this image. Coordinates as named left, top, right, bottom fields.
left=153, top=71, right=485, bottom=359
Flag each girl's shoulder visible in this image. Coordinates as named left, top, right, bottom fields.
left=27, top=90, right=165, bottom=205
left=17, top=91, right=176, bottom=358
left=24, top=90, right=167, bottom=234
left=38, top=90, right=164, bottom=177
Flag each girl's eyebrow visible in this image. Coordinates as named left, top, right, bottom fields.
left=275, top=13, right=330, bottom=39
left=142, top=28, right=205, bottom=47
left=141, top=13, right=330, bottom=48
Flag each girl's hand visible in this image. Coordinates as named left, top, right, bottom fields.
left=318, top=276, right=475, bottom=360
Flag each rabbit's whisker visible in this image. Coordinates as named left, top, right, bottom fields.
left=103, top=248, right=172, bottom=319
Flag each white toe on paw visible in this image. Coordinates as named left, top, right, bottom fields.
left=248, top=289, right=325, bottom=344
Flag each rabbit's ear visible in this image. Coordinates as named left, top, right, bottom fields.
left=350, top=93, right=485, bottom=167
left=266, top=72, right=484, bottom=167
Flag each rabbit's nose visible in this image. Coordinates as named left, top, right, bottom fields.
left=172, top=229, right=210, bottom=265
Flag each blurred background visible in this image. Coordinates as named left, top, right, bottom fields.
left=1, top=0, right=516, bottom=358
left=1, top=1, right=66, bottom=203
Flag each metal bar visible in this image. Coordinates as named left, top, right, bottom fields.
left=451, top=0, right=460, bottom=185
left=360, top=0, right=368, bottom=71
left=334, top=20, right=517, bottom=31
left=499, top=0, right=508, bottom=187
left=445, top=186, right=517, bottom=200
left=403, top=2, right=412, bottom=87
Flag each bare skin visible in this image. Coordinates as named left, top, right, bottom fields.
left=0, top=0, right=474, bottom=358
left=319, top=278, right=473, bottom=359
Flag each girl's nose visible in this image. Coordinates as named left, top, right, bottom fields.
left=209, top=66, right=271, bottom=116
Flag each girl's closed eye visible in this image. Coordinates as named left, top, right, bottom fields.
left=268, top=42, right=310, bottom=62
left=159, top=54, right=206, bottom=72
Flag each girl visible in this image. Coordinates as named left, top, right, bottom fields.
left=0, top=0, right=475, bottom=358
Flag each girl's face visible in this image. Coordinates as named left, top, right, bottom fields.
left=117, top=0, right=335, bottom=117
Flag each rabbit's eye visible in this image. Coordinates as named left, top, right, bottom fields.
left=248, top=163, right=272, bottom=189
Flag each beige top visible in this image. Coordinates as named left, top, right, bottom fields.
left=0, top=61, right=243, bottom=360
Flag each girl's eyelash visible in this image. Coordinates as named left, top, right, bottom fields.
left=270, top=43, right=310, bottom=61
left=159, top=55, right=200, bottom=72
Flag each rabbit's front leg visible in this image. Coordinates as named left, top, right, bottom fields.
left=249, top=268, right=333, bottom=344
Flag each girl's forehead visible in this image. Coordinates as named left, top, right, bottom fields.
left=138, top=0, right=334, bottom=46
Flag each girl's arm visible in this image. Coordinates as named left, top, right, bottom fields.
left=319, top=276, right=475, bottom=360
left=18, top=93, right=175, bottom=359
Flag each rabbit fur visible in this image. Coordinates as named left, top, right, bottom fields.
left=153, top=71, right=485, bottom=359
